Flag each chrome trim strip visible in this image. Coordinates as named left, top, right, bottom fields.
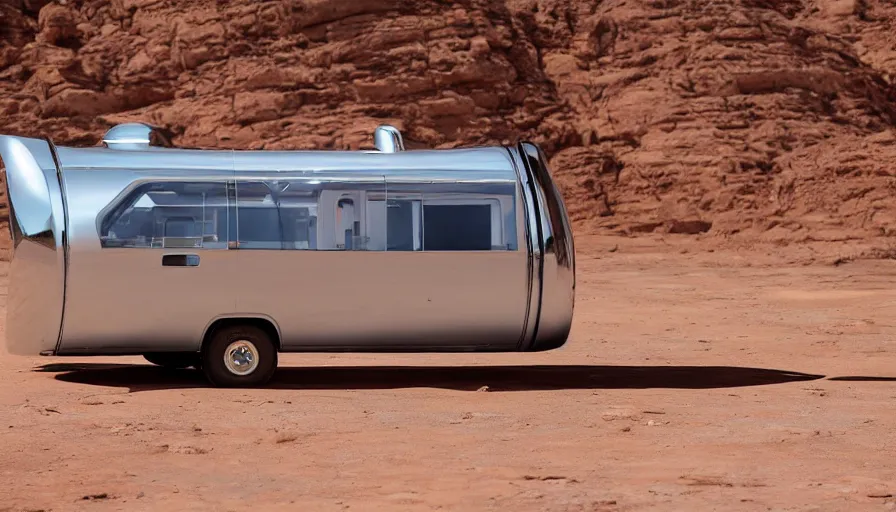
left=44, top=136, right=69, bottom=355
left=518, top=142, right=575, bottom=351
left=507, top=146, right=543, bottom=350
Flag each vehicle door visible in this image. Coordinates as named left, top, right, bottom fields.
left=58, top=176, right=237, bottom=353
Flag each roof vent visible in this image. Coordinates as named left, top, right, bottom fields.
left=374, top=125, right=404, bottom=153
left=102, top=123, right=171, bottom=150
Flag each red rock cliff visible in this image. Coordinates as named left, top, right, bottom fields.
left=0, top=0, right=894, bottom=247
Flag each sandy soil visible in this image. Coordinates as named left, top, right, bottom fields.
left=1, top=236, right=895, bottom=511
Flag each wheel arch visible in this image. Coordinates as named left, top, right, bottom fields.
left=201, top=315, right=283, bottom=352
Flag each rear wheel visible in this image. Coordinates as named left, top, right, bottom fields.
left=201, top=324, right=278, bottom=387
left=143, top=352, right=201, bottom=369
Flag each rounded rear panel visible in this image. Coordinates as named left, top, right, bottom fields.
left=0, top=136, right=66, bottom=355
left=517, top=142, right=575, bottom=351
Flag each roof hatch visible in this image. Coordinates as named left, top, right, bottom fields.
left=102, top=123, right=172, bottom=150
left=373, top=125, right=404, bottom=153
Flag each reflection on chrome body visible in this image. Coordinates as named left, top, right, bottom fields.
left=103, top=122, right=173, bottom=150
left=373, top=125, right=404, bottom=153
left=0, top=123, right=575, bottom=358
left=0, top=136, right=66, bottom=356
left=517, top=142, right=576, bottom=351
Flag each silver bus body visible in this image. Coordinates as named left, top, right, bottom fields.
left=0, top=124, right=574, bottom=385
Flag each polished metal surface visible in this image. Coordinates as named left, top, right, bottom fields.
left=0, top=135, right=66, bottom=356
left=374, top=125, right=405, bottom=153
left=58, top=165, right=526, bottom=352
left=103, top=123, right=154, bottom=150
left=224, top=340, right=259, bottom=375
left=2, top=137, right=54, bottom=236
left=59, top=168, right=237, bottom=352
left=60, top=146, right=515, bottom=174
left=507, top=145, right=543, bottom=351
left=515, top=142, right=576, bottom=351
left=232, top=250, right=528, bottom=350
left=2, top=124, right=575, bottom=356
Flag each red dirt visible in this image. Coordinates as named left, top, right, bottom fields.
left=1, top=237, right=895, bottom=511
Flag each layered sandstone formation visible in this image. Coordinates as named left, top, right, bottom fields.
left=0, top=0, right=894, bottom=248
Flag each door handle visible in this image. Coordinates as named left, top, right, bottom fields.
left=162, top=254, right=200, bottom=267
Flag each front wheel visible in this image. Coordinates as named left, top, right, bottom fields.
left=143, top=352, right=201, bottom=369
left=201, top=325, right=278, bottom=387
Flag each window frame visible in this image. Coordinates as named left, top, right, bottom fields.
left=229, top=176, right=385, bottom=252
left=232, top=180, right=285, bottom=250
left=96, top=176, right=519, bottom=252
left=421, top=197, right=503, bottom=251
left=97, top=179, right=231, bottom=250
left=372, top=187, right=514, bottom=252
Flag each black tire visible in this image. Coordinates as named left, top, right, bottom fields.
left=143, top=352, right=201, bottom=369
left=201, top=324, right=278, bottom=387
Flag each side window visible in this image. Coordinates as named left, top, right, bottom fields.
left=381, top=183, right=422, bottom=251
left=99, top=177, right=518, bottom=252
left=99, top=181, right=228, bottom=249
left=423, top=202, right=496, bottom=251
left=230, top=176, right=386, bottom=251
left=277, top=180, right=319, bottom=250
left=383, top=180, right=517, bottom=251
left=234, top=181, right=282, bottom=250
left=314, top=176, right=385, bottom=251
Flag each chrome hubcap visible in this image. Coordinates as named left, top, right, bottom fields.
left=223, top=340, right=259, bottom=376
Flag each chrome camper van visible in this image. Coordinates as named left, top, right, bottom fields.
left=0, top=123, right=575, bottom=387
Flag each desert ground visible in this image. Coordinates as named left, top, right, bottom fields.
left=0, top=236, right=894, bottom=511
left=1, top=0, right=895, bottom=509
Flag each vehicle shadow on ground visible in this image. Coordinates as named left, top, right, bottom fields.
left=826, top=376, right=896, bottom=382
left=36, top=363, right=826, bottom=393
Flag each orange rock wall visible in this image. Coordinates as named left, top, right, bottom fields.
left=0, top=0, right=894, bottom=245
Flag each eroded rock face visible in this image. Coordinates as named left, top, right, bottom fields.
left=0, top=0, right=894, bottom=246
